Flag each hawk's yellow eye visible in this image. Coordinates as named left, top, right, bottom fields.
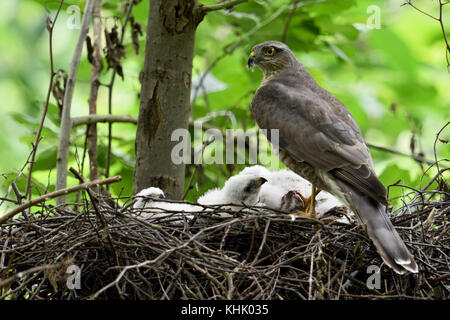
left=264, top=47, right=275, bottom=56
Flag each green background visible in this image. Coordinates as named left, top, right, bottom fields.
left=0, top=0, right=448, bottom=212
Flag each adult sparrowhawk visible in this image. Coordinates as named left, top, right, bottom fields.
left=247, top=41, right=418, bottom=274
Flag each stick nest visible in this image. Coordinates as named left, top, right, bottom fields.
left=1, top=183, right=449, bottom=300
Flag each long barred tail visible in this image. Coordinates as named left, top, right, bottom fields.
left=347, top=187, right=418, bottom=274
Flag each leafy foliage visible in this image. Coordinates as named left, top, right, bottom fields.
left=0, top=0, right=448, bottom=212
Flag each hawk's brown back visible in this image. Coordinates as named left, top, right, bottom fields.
left=251, top=65, right=388, bottom=205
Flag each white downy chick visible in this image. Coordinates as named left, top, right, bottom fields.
left=133, top=187, right=165, bottom=209
left=238, top=166, right=348, bottom=219
left=197, top=174, right=268, bottom=216
left=133, top=187, right=203, bottom=223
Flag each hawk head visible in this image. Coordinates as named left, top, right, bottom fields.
left=247, top=41, right=295, bottom=77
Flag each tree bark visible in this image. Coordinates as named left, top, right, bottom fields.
left=133, top=0, right=204, bottom=199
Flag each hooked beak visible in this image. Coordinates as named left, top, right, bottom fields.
left=255, top=176, right=268, bottom=187
left=247, top=51, right=256, bottom=69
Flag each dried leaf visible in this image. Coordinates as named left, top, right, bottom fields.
left=104, top=26, right=126, bottom=79
left=86, top=36, right=94, bottom=65
left=130, top=17, right=143, bottom=55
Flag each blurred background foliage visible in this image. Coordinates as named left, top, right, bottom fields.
left=0, top=0, right=448, bottom=213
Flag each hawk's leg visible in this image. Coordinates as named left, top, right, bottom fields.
left=288, top=185, right=321, bottom=218
left=305, top=185, right=321, bottom=217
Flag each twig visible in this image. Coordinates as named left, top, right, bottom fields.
left=55, top=0, right=96, bottom=204
left=72, top=114, right=440, bottom=166
left=0, top=175, right=121, bottom=225
left=105, top=0, right=135, bottom=182
left=191, top=3, right=289, bottom=103
left=403, top=0, right=450, bottom=70
left=72, top=114, right=137, bottom=126
left=433, top=121, right=450, bottom=184
left=402, top=1, right=439, bottom=20
left=281, top=0, right=300, bottom=43
left=69, top=167, right=119, bottom=265
left=432, top=272, right=450, bottom=283
left=182, top=139, right=214, bottom=200
left=1, top=185, right=447, bottom=299
left=366, top=142, right=439, bottom=166
left=0, top=264, right=60, bottom=290
left=24, top=0, right=64, bottom=200
left=11, top=183, right=24, bottom=206
left=200, top=0, right=248, bottom=13
left=86, top=0, right=103, bottom=181
left=0, top=145, right=39, bottom=209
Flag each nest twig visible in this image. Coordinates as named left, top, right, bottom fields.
left=0, top=181, right=448, bottom=300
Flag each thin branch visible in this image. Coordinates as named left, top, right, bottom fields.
left=401, top=1, right=439, bottom=21
left=0, top=264, right=60, bottom=290
left=281, top=0, right=300, bottom=43
left=433, top=121, right=450, bottom=184
left=24, top=0, right=64, bottom=200
left=105, top=0, right=135, bottom=182
left=366, top=142, right=438, bottom=166
left=182, top=139, right=215, bottom=200
left=192, top=3, right=289, bottom=103
left=0, top=146, right=39, bottom=209
left=71, top=114, right=440, bottom=166
left=201, top=0, right=248, bottom=13
left=0, top=175, right=122, bottom=225
left=72, top=114, right=137, bottom=126
left=87, top=0, right=103, bottom=181
left=11, top=183, right=24, bottom=207
left=403, top=0, right=450, bottom=70
left=69, top=167, right=119, bottom=265
left=55, top=0, right=96, bottom=204
left=438, top=0, right=450, bottom=69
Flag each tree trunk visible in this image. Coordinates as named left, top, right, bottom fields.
left=133, top=0, right=203, bottom=199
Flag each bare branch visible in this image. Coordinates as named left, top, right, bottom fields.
left=433, top=121, right=450, bottom=184
left=402, top=1, right=439, bottom=21
left=192, top=3, right=289, bottom=103
left=366, top=142, right=438, bottom=166
left=71, top=114, right=440, bottom=167
left=0, top=175, right=122, bottom=225
left=282, top=0, right=300, bottom=43
left=105, top=0, right=135, bottom=182
left=0, top=264, right=60, bottom=290
left=403, top=0, right=450, bottom=70
left=72, top=114, right=137, bottom=127
left=24, top=0, right=64, bottom=200
left=55, top=0, right=96, bottom=204
left=87, top=0, right=103, bottom=181
left=201, top=0, right=248, bottom=13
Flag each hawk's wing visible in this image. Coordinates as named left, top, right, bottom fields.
left=251, top=80, right=388, bottom=205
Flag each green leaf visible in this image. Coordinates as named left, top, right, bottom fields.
left=33, top=146, right=57, bottom=171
